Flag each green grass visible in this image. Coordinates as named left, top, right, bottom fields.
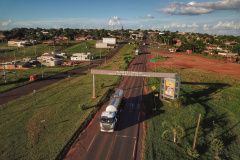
left=0, top=41, right=79, bottom=60
left=0, top=41, right=114, bottom=92
left=151, top=55, right=167, bottom=62
left=0, top=65, right=85, bottom=92
left=0, top=44, right=136, bottom=160
left=61, top=41, right=112, bottom=58
left=143, top=66, right=240, bottom=160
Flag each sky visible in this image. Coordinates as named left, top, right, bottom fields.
left=0, top=0, right=240, bottom=36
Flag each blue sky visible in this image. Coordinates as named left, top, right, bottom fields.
left=0, top=0, right=240, bottom=36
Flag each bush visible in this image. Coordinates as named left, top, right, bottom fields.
left=170, top=96, right=186, bottom=108
left=187, top=147, right=200, bottom=158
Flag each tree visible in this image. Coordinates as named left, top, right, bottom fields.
left=194, top=40, right=206, bottom=53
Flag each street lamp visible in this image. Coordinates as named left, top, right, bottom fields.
left=33, top=90, right=37, bottom=105
left=68, top=75, right=70, bottom=86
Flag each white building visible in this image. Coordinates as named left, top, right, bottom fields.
left=103, top=38, right=116, bottom=44
left=218, top=52, right=238, bottom=57
left=71, top=53, right=93, bottom=61
left=37, top=52, right=62, bottom=66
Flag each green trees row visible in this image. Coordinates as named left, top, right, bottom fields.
left=1, top=28, right=134, bottom=42
left=153, top=31, right=240, bottom=54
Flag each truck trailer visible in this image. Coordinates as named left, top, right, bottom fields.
left=100, top=89, right=123, bottom=132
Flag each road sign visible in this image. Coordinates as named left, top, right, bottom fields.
left=152, top=86, right=156, bottom=90
left=150, top=60, right=155, bottom=63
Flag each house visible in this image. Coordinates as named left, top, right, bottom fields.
left=71, top=53, right=93, bottom=61
left=37, top=52, right=62, bottom=66
left=169, top=47, right=177, bottom=52
left=175, top=42, right=182, bottom=47
left=56, top=53, right=70, bottom=59
left=206, top=44, right=218, bottom=50
left=76, top=37, right=86, bottom=41
left=96, top=38, right=116, bottom=48
left=8, top=39, right=24, bottom=47
left=16, top=61, right=32, bottom=68
left=218, top=52, right=238, bottom=57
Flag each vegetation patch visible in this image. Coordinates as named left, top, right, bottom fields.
left=61, top=41, right=112, bottom=58
left=151, top=55, right=168, bottom=62
left=0, top=65, right=84, bottom=92
left=143, top=66, right=240, bottom=160
left=0, top=44, right=135, bottom=160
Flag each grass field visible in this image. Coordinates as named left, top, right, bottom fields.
left=0, top=44, right=136, bottom=160
left=151, top=55, right=168, bottom=62
left=0, top=65, right=85, bottom=93
left=60, top=41, right=112, bottom=58
left=143, top=66, right=240, bottom=160
left=0, top=41, right=113, bottom=92
left=0, top=41, right=80, bottom=59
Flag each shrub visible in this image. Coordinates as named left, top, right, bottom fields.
left=187, top=147, right=200, bottom=158
left=170, top=96, right=186, bottom=108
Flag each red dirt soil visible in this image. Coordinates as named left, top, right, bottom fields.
left=147, top=52, right=240, bottom=79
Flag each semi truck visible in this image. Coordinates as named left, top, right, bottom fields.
left=100, top=89, right=123, bottom=132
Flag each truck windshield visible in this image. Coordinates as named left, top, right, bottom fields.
left=101, top=117, right=114, bottom=123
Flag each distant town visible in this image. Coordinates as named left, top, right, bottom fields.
left=0, top=28, right=239, bottom=72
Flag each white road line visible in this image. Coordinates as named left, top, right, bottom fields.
left=117, top=135, right=136, bottom=138
left=132, top=140, right=136, bottom=158
left=87, top=134, right=97, bottom=152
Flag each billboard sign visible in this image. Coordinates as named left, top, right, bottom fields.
left=163, top=78, right=176, bottom=99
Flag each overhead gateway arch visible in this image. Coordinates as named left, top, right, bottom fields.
left=91, top=69, right=178, bottom=98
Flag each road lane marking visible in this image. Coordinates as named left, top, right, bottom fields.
left=116, top=135, right=137, bottom=138
left=133, top=140, right=136, bottom=158
left=87, top=133, right=97, bottom=152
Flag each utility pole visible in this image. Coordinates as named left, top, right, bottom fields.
left=33, top=90, right=37, bottom=105
left=68, top=75, right=70, bottom=86
left=2, top=62, right=7, bottom=83
left=14, top=52, right=17, bottom=79
left=41, top=57, right=43, bottom=78
left=193, top=114, right=201, bottom=150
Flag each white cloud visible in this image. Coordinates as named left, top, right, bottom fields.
left=164, top=23, right=199, bottom=29
left=213, top=21, right=240, bottom=29
left=203, top=24, right=211, bottom=30
left=52, top=24, right=67, bottom=29
left=139, top=25, right=144, bottom=29
left=156, top=0, right=240, bottom=15
left=112, top=16, right=120, bottom=20
left=203, top=21, right=240, bottom=31
left=140, top=14, right=154, bottom=18
left=2, top=19, right=12, bottom=26
left=108, top=16, right=121, bottom=26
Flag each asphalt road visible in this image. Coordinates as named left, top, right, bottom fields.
left=64, top=38, right=150, bottom=160
left=0, top=44, right=125, bottom=105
